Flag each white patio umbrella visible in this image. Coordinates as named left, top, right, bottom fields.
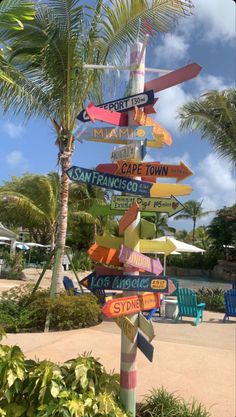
left=24, top=242, right=47, bottom=264
left=15, top=242, right=30, bottom=250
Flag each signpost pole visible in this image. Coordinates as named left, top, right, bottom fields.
left=120, top=41, right=146, bottom=416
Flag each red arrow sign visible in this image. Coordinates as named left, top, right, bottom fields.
left=86, top=103, right=128, bottom=126
left=96, top=161, right=193, bottom=182
left=119, top=202, right=139, bottom=234
left=102, top=293, right=161, bottom=318
left=87, top=244, right=122, bottom=266
left=144, top=63, right=202, bottom=93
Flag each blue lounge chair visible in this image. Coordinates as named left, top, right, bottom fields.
left=63, top=276, right=81, bottom=295
left=223, top=289, right=236, bottom=322
left=175, top=288, right=205, bottom=326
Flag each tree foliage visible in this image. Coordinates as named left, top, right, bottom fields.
left=178, top=88, right=236, bottom=165
left=175, top=200, right=211, bottom=243
left=207, top=205, right=236, bottom=250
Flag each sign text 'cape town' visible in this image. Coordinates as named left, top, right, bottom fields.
left=96, top=161, right=193, bottom=182
left=111, top=195, right=185, bottom=217
left=77, top=90, right=155, bottom=122
left=66, top=166, right=193, bottom=197
left=80, top=271, right=170, bottom=293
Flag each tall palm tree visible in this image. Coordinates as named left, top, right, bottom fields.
left=174, top=200, right=211, bottom=244
left=0, top=0, right=193, bottom=293
left=178, top=89, right=236, bottom=165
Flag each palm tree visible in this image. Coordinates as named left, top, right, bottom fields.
left=174, top=200, right=211, bottom=244
left=178, top=89, right=236, bottom=165
left=0, top=0, right=193, bottom=293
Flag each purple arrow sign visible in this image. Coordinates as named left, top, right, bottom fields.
left=119, top=245, right=163, bottom=276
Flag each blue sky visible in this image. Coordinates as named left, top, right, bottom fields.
left=0, top=0, right=235, bottom=231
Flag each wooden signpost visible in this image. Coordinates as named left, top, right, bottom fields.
left=102, top=293, right=161, bottom=318
left=66, top=166, right=192, bottom=197
left=96, top=234, right=123, bottom=250
left=137, top=331, right=154, bottom=362
left=115, top=316, right=137, bottom=343
left=144, top=62, right=202, bottom=93
left=80, top=271, right=169, bottom=293
left=133, top=107, right=172, bottom=146
left=119, top=203, right=139, bottom=234
left=77, top=90, right=155, bottom=123
left=111, top=141, right=147, bottom=162
left=138, top=314, right=155, bottom=342
left=81, top=126, right=153, bottom=145
left=139, top=238, right=176, bottom=255
left=86, top=102, right=128, bottom=126
left=87, top=244, right=122, bottom=267
left=96, top=161, right=193, bottom=182
left=119, top=245, right=163, bottom=276
left=111, top=195, right=185, bottom=217
left=95, top=265, right=123, bottom=276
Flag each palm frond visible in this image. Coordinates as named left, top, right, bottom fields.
left=0, top=0, right=35, bottom=34
left=178, top=89, right=236, bottom=165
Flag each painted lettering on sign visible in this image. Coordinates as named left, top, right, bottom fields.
left=66, top=166, right=152, bottom=197
left=102, top=293, right=161, bottom=318
left=77, top=90, right=155, bottom=122
left=111, top=141, right=147, bottom=162
left=119, top=245, right=163, bottom=276
left=82, top=126, right=152, bottom=142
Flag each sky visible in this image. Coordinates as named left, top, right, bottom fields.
left=0, top=0, right=235, bottom=232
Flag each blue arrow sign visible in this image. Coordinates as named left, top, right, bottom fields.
left=137, top=332, right=154, bottom=362
left=80, top=272, right=169, bottom=293
left=77, top=90, right=155, bottom=123
left=66, top=166, right=152, bottom=197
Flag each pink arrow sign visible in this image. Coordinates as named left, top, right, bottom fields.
left=144, top=63, right=202, bottom=93
left=86, top=103, right=128, bottom=126
left=119, top=244, right=163, bottom=276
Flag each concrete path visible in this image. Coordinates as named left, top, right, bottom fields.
left=5, top=311, right=235, bottom=417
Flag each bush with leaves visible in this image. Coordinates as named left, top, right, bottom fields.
left=0, top=285, right=102, bottom=333
left=137, top=387, right=210, bottom=417
left=197, top=288, right=225, bottom=312
left=0, top=340, right=130, bottom=417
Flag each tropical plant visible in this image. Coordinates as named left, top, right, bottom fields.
left=144, top=213, right=176, bottom=238
left=197, top=288, right=225, bottom=312
left=175, top=200, right=211, bottom=244
left=194, top=226, right=212, bottom=250
left=207, top=204, right=236, bottom=251
left=178, top=88, right=236, bottom=165
left=0, top=0, right=193, bottom=293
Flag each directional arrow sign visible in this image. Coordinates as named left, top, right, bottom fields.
left=77, top=90, right=155, bottom=123
left=80, top=271, right=169, bottom=293
left=140, top=218, right=156, bottom=239
left=97, top=161, right=193, bottom=182
left=119, top=202, right=139, bottom=233
left=119, top=245, right=163, bottom=275
left=139, top=238, right=176, bottom=256
left=96, top=234, right=123, bottom=250
left=111, top=141, right=147, bottom=162
left=86, top=102, right=128, bottom=126
left=111, top=195, right=185, bottom=217
left=115, top=316, right=137, bottom=343
left=82, top=126, right=153, bottom=145
left=137, top=331, right=154, bottom=362
left=95, top=265, right=123, bottom=276
left=144, top=63, right=202, bottom=93
left=66, top=166, right=152, bottom=197
left=66, top=166, right=192, bottom=198
left=133, top=107, right=172, bottom=146
left=138, top=313, right=155, bottom=342
left=102, top=293, right=161, bottom=318
left=87, top=244, right=122, bottom=267
left=89, top=204, right=154, bottom=218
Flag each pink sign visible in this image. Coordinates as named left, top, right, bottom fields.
left=119, top=244, right=163, bottom=276
left=86, top=103, right=128, bottom=126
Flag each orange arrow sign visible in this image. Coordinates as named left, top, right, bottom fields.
left=102, top=293, right=161, bottom=318
left=87, top=244, right=122, bottom=267
left=86, top=102, right=128, bottom=126
left=133, top=107, right=172, bottom=146
left=119, top=202, right=139, bottom=234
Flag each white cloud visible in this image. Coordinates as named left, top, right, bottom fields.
left=160, top=152, right=191, bottom=167
left=192, top=0, right=236, bottom=43
left=195, top=74, right=231, bottom=94
left=154, top=33, right=189, bottom=65
left=3, top=122, right=24, bottom=139
left=5, top=151, right=28, bottom=170
left=193, top=152, right=236, bottom=224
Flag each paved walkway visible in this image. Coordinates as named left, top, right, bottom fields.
left=5, top=311, right=236, bottom=417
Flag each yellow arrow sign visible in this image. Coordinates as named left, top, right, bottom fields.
left=115, top=316, right=137, bottom=343
left=96, top=234, right=176, bottom=255
left=96, top=234, right=123, bottom=250
left=138, top=313, right=155, bottom=342
left=139, top=237, right=176, bottom=256
left=150, top=183, right=192, bottom=197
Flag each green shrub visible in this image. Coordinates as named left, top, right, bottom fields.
left=197, top=288, right=225, bottom=312
left=72, top=250, right=93, bottom=271
left=137, top=387, right=210, bottom=417
left=0, top=285, right=102, bottom=332
left=0, top=342, right=130, bottom=417
left=167, top=250, right=219, bottom=271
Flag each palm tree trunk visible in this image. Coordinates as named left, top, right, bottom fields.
left=53, top=149, right=72, bottom=294
left=192, top=218, right=196, bottom=244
